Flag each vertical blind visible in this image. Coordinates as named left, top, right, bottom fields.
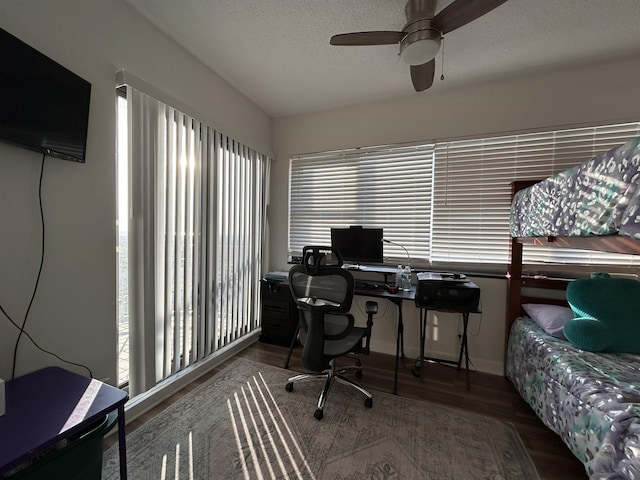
left=125, top=86, right=270, bottom=397
left=289, top=122, right=640, bottom=268
left=289, top=143, right=434, bottom=263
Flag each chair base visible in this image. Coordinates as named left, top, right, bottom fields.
left=285, top=359, right=373, bottom=420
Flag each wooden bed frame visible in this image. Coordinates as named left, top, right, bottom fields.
left=505, top=180, right=640, bottom=353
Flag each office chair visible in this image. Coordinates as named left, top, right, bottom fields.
left=285, top=246, right=378, bottom=420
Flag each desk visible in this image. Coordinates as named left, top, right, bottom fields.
left=0, top=367, right=128, bottom=479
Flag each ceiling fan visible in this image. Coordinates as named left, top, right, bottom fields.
left=330, top=0, right=508, bottom=92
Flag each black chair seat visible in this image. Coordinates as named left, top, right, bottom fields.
left=323, top=331, right=365, bottom=358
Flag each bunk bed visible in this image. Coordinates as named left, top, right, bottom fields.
left=505, top=136, right=640, bottom=479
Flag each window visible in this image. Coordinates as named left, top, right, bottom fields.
left=116, top=94, right=129, bottom=387
left=289, top=143, right=434, bottom=264
left=288, top=122, right=640, bottom=269
left=117, top=82, right=270, bottom=395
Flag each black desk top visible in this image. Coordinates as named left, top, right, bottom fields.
left=355, top=285, right=416, bottom=302
left=346, top=264, right=399, bottom=274
left=267, top=268, right=418, bottom=302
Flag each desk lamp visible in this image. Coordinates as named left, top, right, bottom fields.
left=381, top=238, right=411, bottom=271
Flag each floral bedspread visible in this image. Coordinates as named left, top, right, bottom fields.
left=510, top=136, right=640, bottom=239
left=507, top=317, right=640, bottom=479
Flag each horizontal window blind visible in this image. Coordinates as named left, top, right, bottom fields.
left=289, top=122, right=639, bottom=270
left=432, top=122, right=640, bottom=266
left=289, top=144, right=434, bottom=263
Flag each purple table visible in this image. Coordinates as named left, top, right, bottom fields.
left=0, top=366, right=128, bottom=479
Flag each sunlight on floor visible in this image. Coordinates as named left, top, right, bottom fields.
left=157, top=430, right=194, bottom=479
left=160, top=454, right=167, bottom=480
left=174, top=442, right=180, bottom=479
left=227, top=371, right=317, bottom=479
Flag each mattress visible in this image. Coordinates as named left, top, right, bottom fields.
left=507, top=317, right=640, bottom=479
left=509, top=136, right=640, bottom=239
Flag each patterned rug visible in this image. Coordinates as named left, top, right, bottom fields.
left=102, top=359, right=539, bottom=479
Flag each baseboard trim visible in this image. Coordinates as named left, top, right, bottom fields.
left=369, top=340, right=505, bottom=377
left=123, top=331, right=260, bottom=424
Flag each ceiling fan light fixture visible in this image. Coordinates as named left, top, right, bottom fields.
left=400, top=29, right=441, bottom=65
left=329, top=0, right=508, bottom=91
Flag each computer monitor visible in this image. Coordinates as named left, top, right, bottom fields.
left=330, top=226, right=383, bottom=264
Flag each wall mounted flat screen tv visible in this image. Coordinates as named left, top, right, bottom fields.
left=330, top=226, right=384, bottom=264
left=0, top=27, right=91, bottom=163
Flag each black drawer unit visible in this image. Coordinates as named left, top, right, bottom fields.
left=260, top=277, right=299, bottom=347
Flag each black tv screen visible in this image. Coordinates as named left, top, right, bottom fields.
left=330, top=226, right=384, bottom=264
left=0, top=27, right=91, bottom=163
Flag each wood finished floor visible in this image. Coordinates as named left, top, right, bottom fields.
left=105, top=341, right=587, bottom=479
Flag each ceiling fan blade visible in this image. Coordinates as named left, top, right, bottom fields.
left=433, top=0, right=508, bottom=35
left=410, top=60, right=435, bottom=92
left=330, top=31, right=405, bottom=46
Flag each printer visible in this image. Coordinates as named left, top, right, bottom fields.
left=415, top=272, right=481, bottom=312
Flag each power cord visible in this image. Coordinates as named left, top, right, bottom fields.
left=3, top=153, right=92, bottom=379
left=2, top=305, right=92, bottom=379
left=468, top=313, right=483, bottom=337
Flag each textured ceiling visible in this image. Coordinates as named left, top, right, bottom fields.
left=124, top=0, right=640, bottom=118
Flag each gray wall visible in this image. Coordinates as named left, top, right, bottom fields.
left=0, top=0, right=272, bottom=383
left=271, top=53, right=640, bottom=374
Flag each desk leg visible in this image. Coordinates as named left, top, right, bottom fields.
left=393, top=311, right=403, bottom=395
left=389, top=297, right=406, bottom=395
left=399, top=317, right=405, bottom=360
left=117, top=405, right=128, bottom=480
left=417, top=308, right=428, bottom=379
left=284, top=324, right=299, bottom=369
left=456, top=312, right=470, bottom=391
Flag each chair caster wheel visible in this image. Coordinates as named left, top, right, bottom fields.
left=314, top=409, right=323, bottom=420
left=285, top=382, right=293, bottom=392
left=364, top=397, right=373, bottom=408
left=356, top=370, right=362, bottom=379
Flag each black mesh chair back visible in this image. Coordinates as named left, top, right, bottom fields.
left=286, top=246, right=377, bottom=419
left=289, top=247, right=353, bottom=308
left=289, top=246, right=355, bottom=371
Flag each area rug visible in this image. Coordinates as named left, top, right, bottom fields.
left=102, top=359, right=539, bottom=479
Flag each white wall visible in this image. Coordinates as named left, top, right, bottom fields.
left=0, top=0, right=272, bottom=383
left=272, top=53, right=640, bottom=375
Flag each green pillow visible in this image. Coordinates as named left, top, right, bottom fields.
left=562, top=318, right=614, bottom=352
left=563, top=273, right=640, bottom=353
